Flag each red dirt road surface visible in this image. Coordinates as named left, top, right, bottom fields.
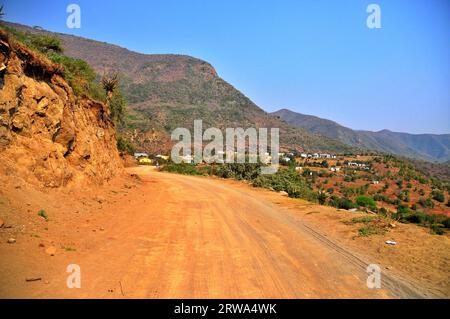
left=0, top=167, right=444, bottom=298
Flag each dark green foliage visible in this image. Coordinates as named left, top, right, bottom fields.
left=253, top=168, right=317, bottom=201
left=341, top=184, right=369, bottom=197
left=48, top=55, right=105, bottom=100
left=109, top=91, right=127, bottom=125
left=329, top=196, right=356, bottom=210
left=378, top=207, right=388, bottom=216
left=37, top=209, right=48, bottom=221
left=373, top=194, right=399, bottom=205
left=393, top=209, right=449, bottom=235
left=318, top=192, right=327, bottom=205
left=214, top=163, right=262, bottom=180
left=1, top=25, right=63, bottom=55
left=347, top=216, right=374, bottom=224
left=161, top=163, right=207, bottom=176
left=358, top=226, right=384, bottom=237
left=356, top=196, right=377, bottom=209
left=418, top=198, right=434, bottom=209
left=29, top=35, right=63, bottom=54
left=397, top=190, right=410, bottom=202
left=116, top=136, right=135, bottom=155
left=431, top=190, right=445, bottom=203
left=430, top=224, right=445, bottom=235
left=162, top=163, right=318, bottom=202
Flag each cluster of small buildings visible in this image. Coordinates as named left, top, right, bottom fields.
left=347, top=162, right=370, bottom=170
left=295, top=166, right=341, bottom=173
left=300, top=153, right=337, bottom=159
left=133, top=152, right=170, bottom=165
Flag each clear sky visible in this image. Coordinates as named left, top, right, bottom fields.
left=3, top=0, right=449, bottom=134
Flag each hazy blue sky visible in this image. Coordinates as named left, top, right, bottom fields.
left=3, top=0, right=449, bottom=134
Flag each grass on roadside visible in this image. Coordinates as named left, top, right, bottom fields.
left=37, top=209, right=49, bottom=221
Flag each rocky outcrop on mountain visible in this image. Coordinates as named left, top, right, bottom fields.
left=0, top=30, right=121, bottom=188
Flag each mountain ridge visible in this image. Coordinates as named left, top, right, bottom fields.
left=272, top=108, right=450, bottom=163
left=4, top=21, right=354, bottom=155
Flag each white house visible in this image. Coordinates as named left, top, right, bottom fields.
left=156, top=154, right=170, bottom=161
left=134, top=152, right=149, bottom=159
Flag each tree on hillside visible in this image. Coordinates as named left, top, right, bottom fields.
left=101, top=73, right=126, bottom=125
left=109, top=90, right=127, bottom=125
left=101, top=73, right=119, bottom=100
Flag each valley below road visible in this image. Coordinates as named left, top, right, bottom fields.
left=0, top=167, right=448, bottom=299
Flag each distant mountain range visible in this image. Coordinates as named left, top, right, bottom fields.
left=4, top=22, right=352, bottom=155
left=272, top=109, right=450, bottom=163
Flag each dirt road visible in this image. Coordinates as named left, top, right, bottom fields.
left=0, top=167, right=430, bottom=298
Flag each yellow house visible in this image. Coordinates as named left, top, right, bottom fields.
left=138, top=158, right=153, bottom=165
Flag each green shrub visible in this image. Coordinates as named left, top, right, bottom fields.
left=329, top=197, right=356, bottom=210
left=347, top=216, right=374, bottom=224
left=116, top=137, right=135, bottom=155
left=431, top=190, right=445, bottom=203
left=356, top=196, right=376, bottom=209
left=358, top=226, right=384, bottom=237
left=37, top=209, right=48, bottom=221
left=418, top=198, right=434, bottom=209
left=48, top=55, right=105, bottom=100
left=394, top=209, right=449, bottom=235
left=215, top=163, right=261, bottom=180
left=29, top=35, right=63, bottom=54
left=253, top=168, right=317, bottom=201
left=0, top=26, right=63, bottom=55
left=109, top=91, right=127, bottom=125
left=162, top=163, right=206, bottom=176
left=318, top=192, right=327, bottom=205
left=430, top=224, right=445, bottom=235
left=397, top=190, right=410, bottom=202
left=401, top=211, right=427, bottom=224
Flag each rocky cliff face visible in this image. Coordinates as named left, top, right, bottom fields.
left=0, top=30, right=121, bottom=188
